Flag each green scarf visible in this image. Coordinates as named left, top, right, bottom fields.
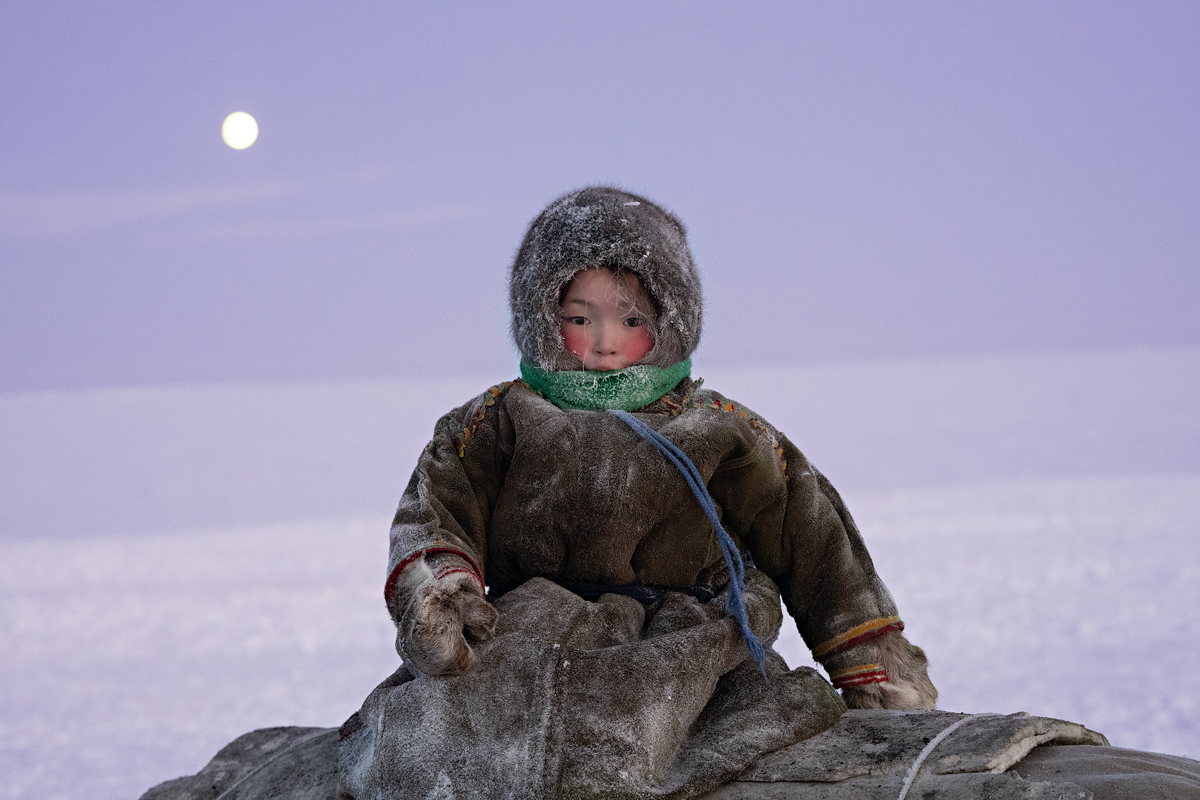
left=520, top=358, right=692, bottom=412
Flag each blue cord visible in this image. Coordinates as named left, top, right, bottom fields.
left=608, top=409, right=766, bottom=672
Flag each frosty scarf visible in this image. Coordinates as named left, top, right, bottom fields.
left=519, top=358, right=692, bottom=412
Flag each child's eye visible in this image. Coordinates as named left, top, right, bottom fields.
left=624, top=317, right=645, bottom=327
left=565, top=316, right=589, bottom=326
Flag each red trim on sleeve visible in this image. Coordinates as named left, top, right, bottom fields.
left=813, top=618, right=905, bottom=661
left=833, top=670, right=889, bottom=688
left=826, top=621, right=903, bottom=659
left=829, top=663, right=890, bottom=689
left=384, top=546, right=485, bottom=604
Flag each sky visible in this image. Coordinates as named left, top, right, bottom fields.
left=2, top=1, right=1198, bottom=391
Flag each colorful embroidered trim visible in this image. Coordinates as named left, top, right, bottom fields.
left=384, top=546, right=485, bottom=603
left=696, top=391, right=789, bottom=478
left=453, top=381, right=515, bottom=458
left=811, top=615, right=904, bottom=660
left=829, top=663, right=889, bottom=688
left=656, top=377, right=700, bottom=417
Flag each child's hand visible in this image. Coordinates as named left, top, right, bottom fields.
left=396, top=569, right=499, bottom=677
left=837, top=630, right=939, bottom=711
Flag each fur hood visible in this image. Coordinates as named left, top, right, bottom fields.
left=509, top=187, right=703, bottom=370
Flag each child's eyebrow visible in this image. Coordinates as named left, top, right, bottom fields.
left=562, top=298, right=593, bottom=309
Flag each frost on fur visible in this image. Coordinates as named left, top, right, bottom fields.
left=839, top=630, right=938, bottom=710
left=509, top=186, right=702, bottom=372
left=394, top=562, right=498, bottom=677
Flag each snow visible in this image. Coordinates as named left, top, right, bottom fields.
left=0, top=518, right=396, bottom=800
left=776, top=474, right=1200, bottom=757
left=1, top=347, right=1198, bottom=800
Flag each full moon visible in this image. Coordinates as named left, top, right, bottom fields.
left=221, top=112, right=259, bottom=150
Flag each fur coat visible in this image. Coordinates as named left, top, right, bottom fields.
left=338, top=378, right=935, bottom=800
left=338, top=187, right=935, bottom=799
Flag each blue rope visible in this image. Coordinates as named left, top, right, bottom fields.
left=608, top=409, right=766, bottom=672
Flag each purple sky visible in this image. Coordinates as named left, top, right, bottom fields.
left=2, top=1, right=1197, bottom=391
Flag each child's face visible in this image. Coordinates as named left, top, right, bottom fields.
left=559, top=268, right=656, bottom=371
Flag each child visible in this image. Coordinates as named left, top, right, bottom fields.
left=338, top=187, right=937, bottom=800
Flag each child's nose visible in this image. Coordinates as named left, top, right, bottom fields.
left=592, top=324, right=620, bottom=353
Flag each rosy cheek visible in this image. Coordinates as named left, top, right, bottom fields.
left=620, top=328, right=655, bottom=364
left=560, top=323, right=589, bottom=358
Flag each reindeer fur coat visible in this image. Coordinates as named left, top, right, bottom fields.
left=337, top=188, right=936, bottom=800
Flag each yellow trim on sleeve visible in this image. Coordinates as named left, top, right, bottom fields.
left=827, top=663, right=884, bottom=680
left=812, top=615, right=901, bottom=660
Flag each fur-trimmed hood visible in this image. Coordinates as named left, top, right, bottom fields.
left=509, top=187, right=703, bottom=370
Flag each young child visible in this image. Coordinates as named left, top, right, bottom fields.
left=339, top=187, right=937, bottom=800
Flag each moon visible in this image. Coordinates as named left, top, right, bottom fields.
left=221, top=112, right=259, bottom=150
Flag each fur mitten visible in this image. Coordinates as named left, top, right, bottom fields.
left=393, top=562, right=499, bottom=677
left=835, top=630, right=938, bottom=710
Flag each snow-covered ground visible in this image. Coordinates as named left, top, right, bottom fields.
left=2, top=348, right=1198, bottom=800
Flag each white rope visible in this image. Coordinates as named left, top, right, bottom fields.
left=896, top=713, right=999, bottom=800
